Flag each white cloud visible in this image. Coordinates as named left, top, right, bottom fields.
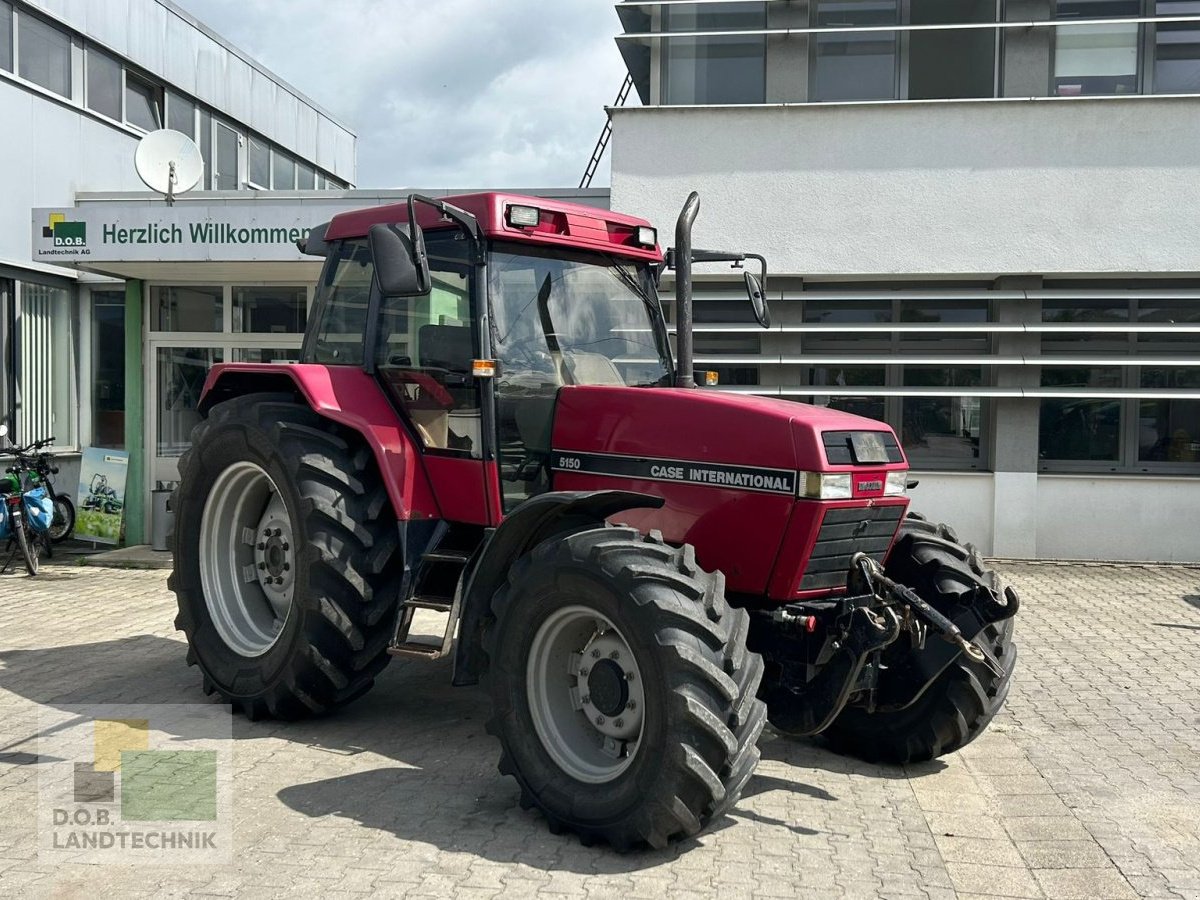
left=173, top=0, right=632, bottom=188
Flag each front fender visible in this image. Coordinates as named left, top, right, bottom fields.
left=451, top=489, right=664, bottom=687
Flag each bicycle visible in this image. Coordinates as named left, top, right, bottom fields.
left=0, top=424, right=48, bottom=576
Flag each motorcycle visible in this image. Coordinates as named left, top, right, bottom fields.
left=0, top=424, right=53, bottom=576
left=18, top=438, right=75, bottom=545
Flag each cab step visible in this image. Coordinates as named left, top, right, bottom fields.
left=421, top=549, right=472, bottom=564
left=388, top=639, right=447, bottom=660
left=389, top=527, right=482, bottom=661
left=406, top=595, right=453, bottom=613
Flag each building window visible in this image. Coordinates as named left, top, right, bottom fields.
left=812, top=0, right=900, bottom=102
left=902, top=367, right=984, bottom=466
left=1053, top=0, right=1140, bottom=96
left=247, top=136, right=270, bottom=188
left=152, top=286, right=222, bottom=332
left=800, top=293, right=990, bottom=469
left=272, top=149, right=295, bottom=190
left=1153, top=0, right=1200, bottom=91
left=1038, top=295, right=1200, bottom=472
left=662, top=2, right=766, bottom=105
left=17, top=281, right=74, bottom=448
left=296, top=161, right=316, bottom=190
left=232, top=287, right=306, bottom=333
left=166, top=90, right=195, bottom=137
left=1, top=1, right=13, bottom=72
left=199, top=109, right=213, bottom=188
left=214, top=121, right=239, bottom=190
left=125, top=73, right=162, bottom=131
left=85, top=46, right=121, bottom=120
left=91, top=290, right=125, bottom=449
left=1138, top=369, right=1200, bottom=461
left=17, top=11, right=72, bottom=98
left=908, top=0, right=997, bottom=100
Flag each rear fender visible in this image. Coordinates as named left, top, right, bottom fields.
left=451, top=490, right=664, bottom=687
left=199, top=363, right=441, bottom=521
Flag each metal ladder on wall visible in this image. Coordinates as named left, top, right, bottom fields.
left=579, top=74, right=634, bottom=189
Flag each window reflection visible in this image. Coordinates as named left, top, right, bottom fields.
left=1054, top=0, right=1140, bottom=96
left=157, top=347, right=222, bottom=457
left=812, top=0, right=900, bottom=102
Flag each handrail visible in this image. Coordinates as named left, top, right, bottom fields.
left=618, top=14, right=1200, bottom=41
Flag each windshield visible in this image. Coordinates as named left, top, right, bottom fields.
left=488, top=243, right=671, bottom=388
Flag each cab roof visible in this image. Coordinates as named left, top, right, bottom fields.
left=324, top=192, right=663, bottom=263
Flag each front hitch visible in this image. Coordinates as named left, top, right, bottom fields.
left=759, top=552, right=1018, bottom=736
left=848, top=553, right=1005, bottom=676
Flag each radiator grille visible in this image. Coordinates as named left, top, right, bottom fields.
left=798, top=505, right=905, bottom=592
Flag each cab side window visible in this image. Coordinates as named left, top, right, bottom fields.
left=309, top=239, right=373, bottom=366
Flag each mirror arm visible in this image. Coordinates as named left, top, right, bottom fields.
left=405, top=193, right=485, bottom=264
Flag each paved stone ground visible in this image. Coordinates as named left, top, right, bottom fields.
left=0, top=558, right=1197, bottom=898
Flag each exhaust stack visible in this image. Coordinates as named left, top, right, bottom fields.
left=674, top=191, right=700, bottom=389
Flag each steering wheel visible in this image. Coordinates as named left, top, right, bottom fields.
left=386, top=368, right=456, bottom=409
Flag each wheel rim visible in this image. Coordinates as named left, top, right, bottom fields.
left=526, top=605, right=646, bottom=784
left=199, top=462, right=296, bottom=657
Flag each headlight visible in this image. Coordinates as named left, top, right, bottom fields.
left=799, top=472, right=853, bottom=500
left=884, top=471, right=908, bottom=497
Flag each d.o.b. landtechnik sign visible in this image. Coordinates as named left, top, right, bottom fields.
left=32, top=204, right=359, bottom=263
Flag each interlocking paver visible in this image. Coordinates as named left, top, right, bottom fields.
left=0, top=559, right=1197, bottom=897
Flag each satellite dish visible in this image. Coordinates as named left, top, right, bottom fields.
left=135, top=129, right=204, bottom=205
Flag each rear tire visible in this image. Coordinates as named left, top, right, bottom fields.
left=170, top=393, right=401, bottom=719
left=48, top=493, right=75, bottom=543
left=821, top=515, right=1017, bottom=764
left=483, top=526, right=766, bottom=850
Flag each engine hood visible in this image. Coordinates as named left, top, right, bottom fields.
left=551, top=385, right=904, bottom=473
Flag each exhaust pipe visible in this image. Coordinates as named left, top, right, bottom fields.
left=674, top=191, right=700, bottom=389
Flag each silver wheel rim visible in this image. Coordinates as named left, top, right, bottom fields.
left=526, top=605, right=645, bottom=784
left=199, top=461, right=296, bottom=657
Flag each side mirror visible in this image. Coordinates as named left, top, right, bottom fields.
left=368, top=223, right=430, bottom=297
left=744, top=271, right=771, bottom=329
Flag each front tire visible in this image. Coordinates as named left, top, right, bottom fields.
left=15, top=518, right=38, bottom=575
left=821, top=515, right=1018, bottom=764
left=169, top=393, right=401, bottom=720
left=483, top=526, right=766, bottom=850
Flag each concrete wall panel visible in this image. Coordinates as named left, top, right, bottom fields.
left=1036, top=475, right=1199, bottom=562
left=906, top=472, right=996, bottom=553
left=610, top=99, right=1200, bottom=277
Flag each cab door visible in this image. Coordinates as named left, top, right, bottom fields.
left=370, top=232, right=498, bottom=525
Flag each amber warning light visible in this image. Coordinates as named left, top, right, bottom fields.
left=473, top=359, right=497, bottom=378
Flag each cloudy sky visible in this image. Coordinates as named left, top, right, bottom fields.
left=173, top=0, right=632, bottom=190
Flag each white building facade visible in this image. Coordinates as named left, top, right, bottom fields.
left=611, top=0, right=1200, bottom=562
left=0, top=0, right=354, bottom=541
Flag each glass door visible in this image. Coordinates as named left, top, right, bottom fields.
left=145, top=283, right=309, bottom=494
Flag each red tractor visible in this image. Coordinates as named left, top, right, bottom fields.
left=170, top=191, right=1018, bottom=850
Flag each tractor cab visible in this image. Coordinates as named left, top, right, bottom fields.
left=297, top=196, right=677, bottom=513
